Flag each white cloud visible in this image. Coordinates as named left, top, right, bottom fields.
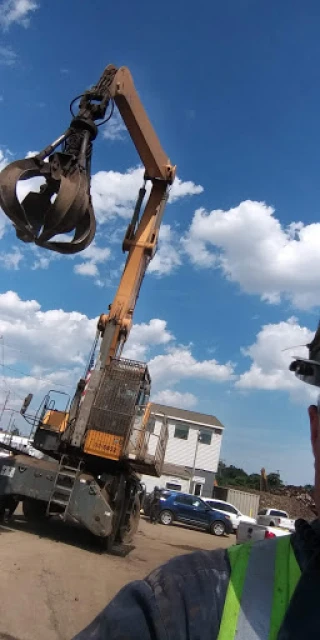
left=31, top=252, right=52, bottom=270
left=0, top=290, right=96, bottom=370
left=0, top=147, right=11, bottom=171
left=73, top=242, right=111, bottom=280
left=124, top=318, right=173, bottom=361
left=152, top=389, right=198, bottom=409
left=102, top=111, right=127, bottom=141
left=183, top=200, right=320, bottom=310
left=169, top=176, right=203, bottom=202
left=74, top=262, right=98, bottom=277
left=91, top=166, right=203, bottom=223
left=0, top=44, right=17, bottom=64
left=0, top=291, right=234, bottom=427
left=149, top=346, right=235, bottom=386
left=148, top=225, right=181, bottom=276
left=0, top=0, right=38, bottom=30
left=0, top=246, right=23, bottom=269
left=237, top=317, right=317, bottom=402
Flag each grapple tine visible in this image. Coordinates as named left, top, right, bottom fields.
left=37, top=206, right=96, bottom=254
left=0, top=157, right=49, bottom=238
left=36, top=171, right=87, bottom=242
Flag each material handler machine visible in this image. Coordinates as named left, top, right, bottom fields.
left=0, top=64, right=175, bottom=550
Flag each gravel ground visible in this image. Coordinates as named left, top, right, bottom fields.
left=0, top=512, right=233, bottom=640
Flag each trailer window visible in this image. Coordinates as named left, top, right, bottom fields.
left=199, top=430, right=212, bottom=445
left=174, top=424, right=189, bottom=440
left=165, top=482, right=182, bottom=491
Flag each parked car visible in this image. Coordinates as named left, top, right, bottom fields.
left=236, top=520, right=291, bottom=544
left=257, top=508, right=295, bottom=532
left=202, top=497, right=256, bottom=532
left=158, top=491, right=233, bottom=536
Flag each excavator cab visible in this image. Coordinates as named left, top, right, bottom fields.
left=32, top=390, right=70, bottom=454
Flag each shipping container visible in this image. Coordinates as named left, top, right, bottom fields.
left=213, top=487, right=260, bottom=519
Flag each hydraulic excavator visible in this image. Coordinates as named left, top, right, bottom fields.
left=0, top=64, right=175, bottom=550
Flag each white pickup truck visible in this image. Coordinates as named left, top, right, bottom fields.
left=236, top=521, right=291, bottom=544
left=257, top=508, right=295, bottom=532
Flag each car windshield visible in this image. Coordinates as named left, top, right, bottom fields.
left=270, top=510, right=288, bottom=518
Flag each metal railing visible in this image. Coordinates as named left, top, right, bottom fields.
left=123, top=407, right=168, bottom=475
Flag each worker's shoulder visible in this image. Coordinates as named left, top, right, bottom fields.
left=145, top=547, right=230, bottom=640
left=147, top=546, right=230, bottom=594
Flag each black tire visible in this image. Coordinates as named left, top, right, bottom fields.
left=159, top=509, right=173, bottom=526
left=119, top=495, right=141, bottom=545
left=210, top=520, right=226, bottom=536
left=269, top=522, right=275, bottom=527
left=0, top=496, right=18, bottom=522
left=23, top=498, right=47, bottom=522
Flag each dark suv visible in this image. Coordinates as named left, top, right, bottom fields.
left=158, top=491, right=233, bottom=536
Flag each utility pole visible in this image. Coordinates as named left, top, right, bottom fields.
left=189, top=430, right=201, bottom=494
left=0, top=390, right=10, bottom=423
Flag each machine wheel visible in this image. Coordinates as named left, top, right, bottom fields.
left=269, top=522, right=275, bottom=527
left=159, top=510, right=173, bottom=526
left=210, top=520, right=226, bottom=536
left=118, top=495, right=141, bottom=545
left=23, top=498, right=47, bottom=522
left=0, top=496, right=18, bottom=522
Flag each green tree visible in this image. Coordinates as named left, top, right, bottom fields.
left=267, top=472, right=283, bottom=489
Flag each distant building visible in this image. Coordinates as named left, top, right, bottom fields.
left=141, top=403, right=224, bottom=497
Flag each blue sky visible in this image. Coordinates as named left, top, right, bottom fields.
left=1, top=0, right=320, bottom=484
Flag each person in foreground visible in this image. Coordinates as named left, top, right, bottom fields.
left=74, top=405, right=320, bottom=640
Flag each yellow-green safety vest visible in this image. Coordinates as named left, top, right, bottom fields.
left=218, top=535, right=301, bottom=640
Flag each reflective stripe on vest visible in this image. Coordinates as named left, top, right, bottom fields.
left=217, top=535, right=301, bottom=640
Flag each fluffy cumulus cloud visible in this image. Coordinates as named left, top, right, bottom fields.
left=147, top=225, right=182, bottom=276
left=0, top=291, right=234, bottom=415
left=149, top=346, right=235, bottom=386
left=0, top=246, right=23, bottom=269
left=91, top=166, right=203, bottom=223
left=73, top=242, right=111, bottom=280
left=151, top=389, right=198, bottom=409
left=0, top=290, right=96, bottom=371
left=0, top=141, right=202, bottom=281
left=237, top=317, right=317, bottom=402
left=0, top=0, right=38, bottom=30
left=169, top=177, right=203, bottom=202
left=183, top=200, right=320, bottom=310
left=124, top=318, right=173, bottom=361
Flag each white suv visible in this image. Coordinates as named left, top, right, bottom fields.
left=203, top=498, right=256, bottom=532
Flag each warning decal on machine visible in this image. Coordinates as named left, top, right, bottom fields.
left=0, top=466, right=15, bottom=478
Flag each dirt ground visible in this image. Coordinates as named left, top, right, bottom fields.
left=0, top=512, right=233, bottom=640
